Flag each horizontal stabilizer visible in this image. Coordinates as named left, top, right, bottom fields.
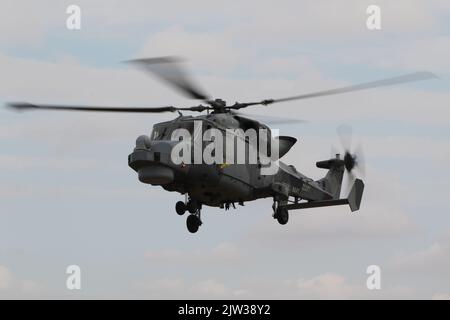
left=283, top=179, right=364, bottom=212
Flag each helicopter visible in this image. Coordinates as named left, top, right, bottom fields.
left=8, top=57, right=437, bottom=233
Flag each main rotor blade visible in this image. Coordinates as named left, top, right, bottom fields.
left=232, top=111, right=308, bottom=125
left=234, top=71, right=437, bottom=108
left=125, top=57, right=210, bottom=100
left=7, top=102, right=179, bottom=113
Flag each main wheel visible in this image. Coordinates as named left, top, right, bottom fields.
left=276, top=208, right=289, bottom=225
left=186, top=215, right=201, bottom=233
left=187, top=201, right=197, bottom=214
left=175, top=201, right=186, bottom=215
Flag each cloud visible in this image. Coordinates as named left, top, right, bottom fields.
left=390, top=36, right=450, bottom=72
left=0, top=154, right=103, bottom=171
left=136, top=277, right=232, bottom=299
left=145, top=242, right=243, bottom=265
left=136, top=272, right=415, bottom=299
left=366, top=136, right=450, bottom=165
left=1, top=39, right=448, bottom=130
left=136, top=27, right=245, bottom=76
left=432, top=293, right=450, bottom=300
left=191, top=279, right=228, bottom=297
left=389, top=234, right=450, bottom=275
left=0, top=1, right=64, bottom=46
left=0, top=53, right=171, bottom=105
left=2, top=0, right=446, bottom=46
left=248, top=205, right=418, bottom=246
left=296, top=273, right=359, bottom=299
left=242, top=273, right=415, bottom=299
left=0, top=266, right=13, bottom=290
left=224, top=0, right=441, bottom=48
left=0, top=265, right=44, bottom=299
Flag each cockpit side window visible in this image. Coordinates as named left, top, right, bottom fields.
left=150, top=127, right=161, bottom=140
left=150, top=121, right=196, bottom=141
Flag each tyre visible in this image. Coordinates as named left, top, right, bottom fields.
left=186, top=215, right=201, bottom=233
left=175, top=201, right=186, bottom=215
left=187, top=201, right=197, bottom=214
left=276, top=208, right=289, bottom=225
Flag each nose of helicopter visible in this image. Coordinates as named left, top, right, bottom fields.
left=137, top=164, right=174, bottom=185
left=128, top=135, right=177, bottom=185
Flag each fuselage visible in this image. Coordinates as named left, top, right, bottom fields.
left=128, top=112, right=335, bottom=207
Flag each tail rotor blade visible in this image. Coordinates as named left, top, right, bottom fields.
left=354, top=143, right=366, bottom=177
left=337, top=124, right=353, bottom=151
left=345, top=170, right=356, bottom=195
left=334, top=124, right=365, bottom=196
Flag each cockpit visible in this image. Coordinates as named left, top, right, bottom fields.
left=150, top=120, right=195, bottom=141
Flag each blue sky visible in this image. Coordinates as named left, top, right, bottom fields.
left=1, top=0, right=450, bottom=299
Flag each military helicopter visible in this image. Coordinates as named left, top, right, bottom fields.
left=8, top=57, right=437, bottom=233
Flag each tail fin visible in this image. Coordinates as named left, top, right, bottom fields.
left=315, top=157, right=345, bottom=199
left=347, top=179, right=364, bottom=212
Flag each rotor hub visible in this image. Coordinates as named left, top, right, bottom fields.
left=344, top=151, right=356, bottom=172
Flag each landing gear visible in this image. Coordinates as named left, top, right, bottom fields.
left=273, top=198, right=289, bottom=225
left=186, top=200, right=198, bottom=214
left=186, top=213, right=202, bottom=233
left=175, top=197, right=200, bottom=215
left=177, top=196, right=203, bottom=233
left=275, top=207, right=289, bottom=225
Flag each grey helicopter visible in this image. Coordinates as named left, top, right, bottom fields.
left=8, top=57, right=437, bottom=233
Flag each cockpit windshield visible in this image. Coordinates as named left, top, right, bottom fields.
left=150, top=121, right=195, bottom=141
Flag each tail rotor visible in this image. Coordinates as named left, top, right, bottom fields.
left=336, top=125, right=365, bottom=193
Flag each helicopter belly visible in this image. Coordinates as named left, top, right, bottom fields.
left=182, top=164, right=253, bottom=206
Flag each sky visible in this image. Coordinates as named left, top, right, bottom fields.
left=1, top=0, right=450, bottom=299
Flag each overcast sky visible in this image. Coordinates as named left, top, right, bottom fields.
left=1, top=0, right=450, bottom=299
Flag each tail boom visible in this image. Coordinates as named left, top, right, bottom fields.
left=284, top=179, right=364, bottom=212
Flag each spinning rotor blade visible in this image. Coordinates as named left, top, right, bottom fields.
left=344, top=145, right=365, bottom=193
left=332, top=125, right=366, bottom=194
left=338, top=127, right=365, bottom=176
left=7, top=102, right=214, bottom=113
left=125, top=57, right=210, bottom=101
left=233, top=71, right=437, bottom=108
left=8, top=102, right=179, bottom=113
left=232, top=111, right=308, bottom=125
left=337, top=124, right=353, bottom=151
left=353, top=143, right=366, bottom=177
